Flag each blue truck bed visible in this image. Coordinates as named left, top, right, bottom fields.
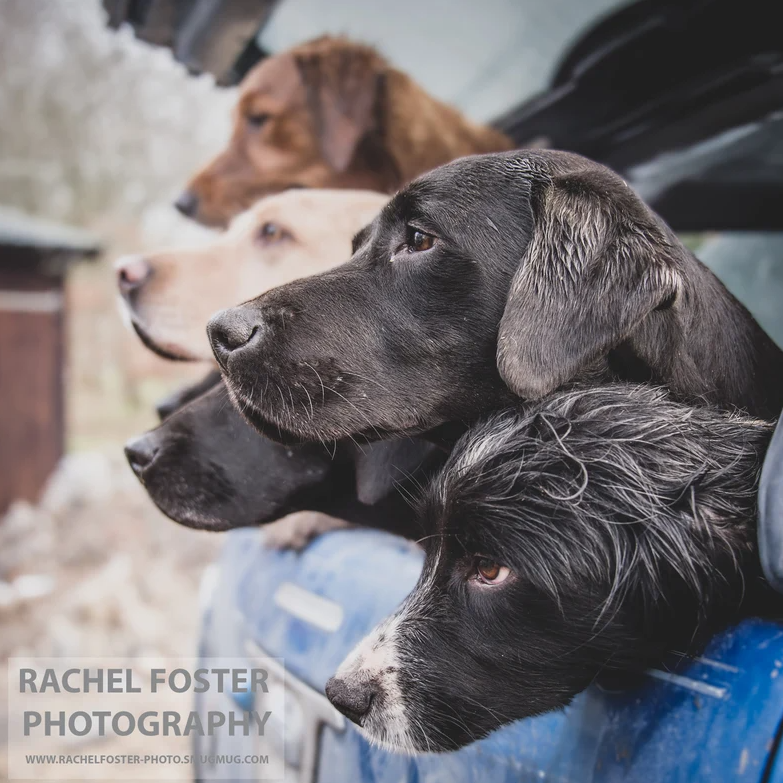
left=198, top=527, right=783, bottom=783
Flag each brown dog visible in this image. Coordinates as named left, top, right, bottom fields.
left=116, top=188, right=388, bottom=362
left=176, top=36, right=513, bottom=227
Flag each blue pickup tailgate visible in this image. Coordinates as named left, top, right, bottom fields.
left=202, top=527, right=783, bottom=783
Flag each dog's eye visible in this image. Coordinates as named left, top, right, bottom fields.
left=247, top=112, right=271, bottom=128
left=404, top=226, right=436, bottom=253
left=473, top=558, right=510, bottom=586
left=258, top=222, right=287, bottom=244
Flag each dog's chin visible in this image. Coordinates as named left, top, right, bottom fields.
left=223, top=381, right=347, bottom=445
left=144, top=491, right=241, bottom=532
left=357, top=716, right=461, bottom=756
left=137, top=471, right=272, bottom=531
left=223, top=379, right=429, bottom=445
left=131, top=320, right=199, bottom=362
left=129, top=464, right=244, bottom=532
left=223, top=385, right=311, bottom=445
left=159, top=507, right=237, bottom=532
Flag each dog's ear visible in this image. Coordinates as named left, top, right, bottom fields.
left=296, top=49, right=385, bottom=173
left=497, top=169, right=680, bottom=399
left=353, top=439, right=437, bottom=506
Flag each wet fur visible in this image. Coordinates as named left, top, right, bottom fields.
left=210, top=150, right=783, bottom=445
left=326, top=385, right=781, bottom=752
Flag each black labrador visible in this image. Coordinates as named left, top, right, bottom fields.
left=125, top=376, right=442, bottom=541
left=324, top=384, right=781, bottom=753
left=206, top=150, right=783, bottom=444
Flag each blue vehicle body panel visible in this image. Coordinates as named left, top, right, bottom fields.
left=206, top=528, right=783, bottom=783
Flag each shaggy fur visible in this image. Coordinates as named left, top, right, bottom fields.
left=178, top=36, right=512, bottom=227
left=325, top=385, right=780, bottom=753
left=208, top=150, right=783, bottom=444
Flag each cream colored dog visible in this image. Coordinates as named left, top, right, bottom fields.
left=118, top=188, right=389, bottom=549
left=116, top=188, right=389, bottom=362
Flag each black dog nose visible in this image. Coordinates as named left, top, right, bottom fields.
left=115, top=255, right=151, bottom=297
left=174, top=190, right=199, bottom=218
left=207, top=308, right=264, bottom=370
left=124, top=434, right=159, bottom=479
left=325, top=676, right=375, bottom=726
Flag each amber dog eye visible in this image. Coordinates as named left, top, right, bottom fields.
left=473, top=557, right=511, bottom=586
left=258, top=222, right=286, bottom=244
left=405, top=226, right=436, bottom=253
left=247, top=112, right=271, bottom=128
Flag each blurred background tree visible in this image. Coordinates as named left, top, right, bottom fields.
left=0, top=0, right=236, bottom=448
left=0, top=0, right=233, bottom=227
left=0, top=9, right=226, bottom=756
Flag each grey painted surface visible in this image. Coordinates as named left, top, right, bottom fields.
left=697, top=233, right=783, bottom=351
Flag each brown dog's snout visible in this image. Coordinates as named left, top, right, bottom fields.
left=174, top=190, right=200, bottom=219
left=207, top=308, right=266, bottom=370
left=116, top=255, right=151, bottom=298
left=325, top=676, right=377, bottom=726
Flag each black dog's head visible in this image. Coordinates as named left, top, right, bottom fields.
left=125, top=381, right=336, bottom=531
left=325, top=385, right=774, bottom=753
left=208, top=149, right=783, bottom=443
left=125, top=376, right=442, bottom=533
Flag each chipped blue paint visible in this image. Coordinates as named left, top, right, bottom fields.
left=203, top=528, right=783, bottom=782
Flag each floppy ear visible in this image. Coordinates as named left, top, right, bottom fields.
left=296, top=49, right=385, bottom=172
left=353, top=439, right=438, bottom=506
left=497, top=169, right=680, bottom=399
